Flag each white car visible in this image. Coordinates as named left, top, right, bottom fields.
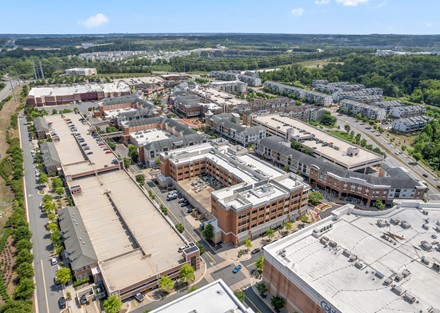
left=50, top=257, right=58, bottom=266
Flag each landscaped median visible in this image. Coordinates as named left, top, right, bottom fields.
left=0, top=98, right=35, bottom=312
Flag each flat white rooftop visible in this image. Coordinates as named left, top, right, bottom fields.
left=253, top=114, right=383, bottom=170
left=104, top=107, right=137, bottom=119
left=264, top=201, right=440, bottom=313
left=29, top=82, right=130, bottom=97
left=163, top=141, right=285, bottom=184
left=150, top=279, right=253, bottom=313
left=45, top=113, right=118, bottom=177
left=69, top=170, right=186, bottom=294
left=130, top=129, right=170, bottom=146
left=191, top=87, right=247, bottom=106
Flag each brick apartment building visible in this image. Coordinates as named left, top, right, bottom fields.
left=27, top=82, right=131, bottom=106
left=160, top=140, right=310, bottom=246
left=257, top=137, right=426, bottom=207
left=95, top=93, right=157, bottom=123
left=207, top=113, right=266, bottom=145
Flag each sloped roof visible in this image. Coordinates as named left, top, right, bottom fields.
left=259, top=137, right=420, bottom=189
left=145, top=133, right=206, bottom=151
left=34, top=117, right=49, bottom=132
left=40, top=142, right=61, bottom=168
left=58, top=206, right=98, bottom=271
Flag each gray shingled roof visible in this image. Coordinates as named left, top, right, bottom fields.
left=40, top=142, right=61, bottom=168
left=34, top=117, right=49, bottom=132
left=125, top=117, right=195, bottom=136
left=100, top=94, right=153, bottom=109
left=58, top=207, right=98, bottom=271
left=259, top=137, right=420, bottom=189
left=144, top=133, right=206, bottom=151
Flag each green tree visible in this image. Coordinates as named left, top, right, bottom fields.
left=234, top=290, right=245, bottom=303
left=187, top=285, right=198, bottom=293
left=13, top=278, right=34, bottom=300
left=42, top=194, right=53, bottom=203
left=176, top=223, right=184, bottom=233
left=55, top=267, right=72, bottom=284
left=179, top=264, right=195, bottom=284
left=160, top=204, right=168, bottom=216
left=39, top=173, right=48, bottom=185
left=15, top=239, right=32, bottom=252
left=284, top=221, right=293, bottom=233
left=136, top=174, right=145, bottom=186
left=50, top=230, right=61, bottom=245
left=256, top=282, right=268, bottom=297
left=321, top=111, right=337, bottom=127
left=14, top=226, right=31, bottom=242
left=103, top=295, right=123, bottom=313
left=271, top=296, right=286, bottom=313
left=159, top=275, right=174, bottom=293
left=123, top=157, right=131, bottom=168
left=344, top=124, right=351, bottom=133
left=374, top=200, right=385, bottom=210
left=55, top=186, right=64, bottom=196
left=266, top=229, right=275, bottom=241
left=0, top=300, right=33, bottom=313
left=106, top=140, right=116, bottom=151
left=202, top=223, right=214, bottom=241
left=256, top=256, right=264, bottom=273
left=16, top=262, right=34, bottom=279
left=244, top=239, right=252, bottom=252
left=196, top=243, right=205, bottom=255
left=52, top=177, right=63, bottom=188
left=128, top=145, right=139, bottom=163
left=308, top=191, right=324, bottom=206
left=43, top=201, right=56, bottom=213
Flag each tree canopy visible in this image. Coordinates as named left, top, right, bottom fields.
left=103, top=295, right=123, bottom=313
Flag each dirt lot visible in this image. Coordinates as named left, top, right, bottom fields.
left=299, top=59, right=344, bottom=68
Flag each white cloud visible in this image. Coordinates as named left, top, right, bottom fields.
left=81, top=13, right=109, bottom=28
left=291, top=8, right=305, bottom=16
left=374, top=1, right=387, bottom=9
left=315, top=0, right=330, bottom=4
left=426, top=22, right=433, bottom=28
left=336, top=0, right=368, bottom=6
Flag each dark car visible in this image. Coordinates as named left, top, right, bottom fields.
left=422, top=173, right=429, bottom=178
left=180, top=202, right=188, bottom=207
left=251, top=248, right=261, bottom=254
left=437, top=185, right=440, bottom=190
left=232, top=265, right=242, bottom=273
left=58, top=297, right=66, bottom=309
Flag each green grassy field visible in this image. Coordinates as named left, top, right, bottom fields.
left=327, top=130, right=355, bottom=143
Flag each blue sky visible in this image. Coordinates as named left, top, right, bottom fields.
left=0, top=0, right=438, bottom=34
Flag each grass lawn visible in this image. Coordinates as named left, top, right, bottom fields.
left=327, top=130, right=355, bottom=143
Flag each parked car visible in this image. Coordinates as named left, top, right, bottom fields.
left=134, top=293, right=144, bottom=302
left=58, top=297, right=66, bottom=309
left=251, top=248, right=261, bottom=254
left=50, top=257, right=58, bottom=266
left=87, top=152, right=93, bottom=155
left=232, top=265, right=242, bottom=273
left=437, top=185, right=440, bottom=190
left=423, top=173, right=429, bottom=178
left=178, top=198, right=187, bottom=203
left=105, top=151, right=112, bottom=154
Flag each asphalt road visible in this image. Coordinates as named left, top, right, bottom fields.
left=0, top=80, right=18, bottom=102
left=19, top=113, right=63, bottom=313
left=336, top=115, right=440, bottom=200
left=244, top=286, right=273, bottom=313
